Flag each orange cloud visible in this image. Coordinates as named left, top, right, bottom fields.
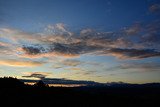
left=18, top=51, right=79, bottom=59
left=0, top=59, right=44, bottom=67
left=61, top=59, right=82, bottom=66
left=0, top=41, right=10, bottom=47
left=67, top=67, right=82, bottom=71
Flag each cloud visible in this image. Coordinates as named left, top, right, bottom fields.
left=102, top=48, right=160, bottom=59
left=44, top=23, right=72, bottom=36
left=81, top=71, right=97, bottom=75
left=21, top=45, right=47, bottom=55
left=20, top=42, right=102, bottom=58
left=0, top=41, right=10, bottom=47
left=22, top=72, right=52, bottom=79
left=66, top=67, right=82, bottom=71
left=51, top=60, right=82, bottom=69
left=55, top=23, right=67, bottom=32
left=109, top=62, right=160, bottom=72
left=0, top=59, right=44, bottom=67
left=52, top=64, right=63, bottom=69
left=74, top=70, right=97, bottom=76
left=0, top=19, right=160, bottom=60
left=124, top=23, right=142, bottom=35
left=149, top=4, right=160, bottom=13
left=141, top=20, right=160, bottom=46
left=0, top=28, right=43, bottom=45
left=61, top=59, right=82, bottom=66
left=64, top=67, right=97, bottom=76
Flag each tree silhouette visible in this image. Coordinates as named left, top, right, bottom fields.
left=34, top=80, right=48, bottom=87
left=0, top=77, right=24, bottom=88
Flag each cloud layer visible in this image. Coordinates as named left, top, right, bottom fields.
left=0, top=59, right=44, bottom=67
left=22, top=72, right=52, bottom=79
left=103, top=48, right=160, bottom=59
left=108, top=62, right=160, bottom=72
left=0, top=3, right=160, bottom=61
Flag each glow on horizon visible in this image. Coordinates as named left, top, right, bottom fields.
left=24, top=82, right=87, bottom=87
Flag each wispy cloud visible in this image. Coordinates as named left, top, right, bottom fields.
left=52, top=64, right=63, bottom=69
left=108, top=62, right=160, bottom=72
left=44, top=23, right=72, bottom=36
left=0, top=59, right=44, bottom=67
left=101, top=48, right=160, bottom=59
left=0, top=41, right=10, bottom=47
left=124, top=23, right=142, bottom=35
left=60, top=59, right=82, bottom=67
left=149, top=4, right=160, bottom=13
left=52, top=60, right=82, bottom=69
left=0, top=19, right=160, bottom=60
left=74, top=70, right=97, bottom=76
left=22, top=72, right=52, bottom=79
left=66, top=67, right=82, bottom=71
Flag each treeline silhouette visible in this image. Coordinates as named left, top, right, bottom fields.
left=0, top=77, right=160, bottom=107
left=0, top=77, right=47, bottom=88
left=0, top=77, right=24, bottom=87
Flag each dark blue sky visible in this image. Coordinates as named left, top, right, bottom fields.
left=0, top=0, right=159, bottom=31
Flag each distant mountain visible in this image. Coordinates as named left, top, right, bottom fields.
left=20, top=78, right=99, bottom=85
left=1, top=77, right=160, bottom=107
left=20, top=78, right=160, bottom=88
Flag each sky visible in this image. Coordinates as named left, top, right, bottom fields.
left=0, top=0, right=160, bottom=83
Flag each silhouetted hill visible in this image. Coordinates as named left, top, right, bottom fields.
left=0, top=77, right=24, bottom=88
left=0, top=77, right=160, bottom=107
left=21, top=78, right=160, bottom=88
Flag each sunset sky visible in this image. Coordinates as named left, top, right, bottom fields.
left=0, top=0, right=160, bottom=83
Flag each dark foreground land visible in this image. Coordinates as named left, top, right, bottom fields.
left=0, top=77, right=160, bottom=107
